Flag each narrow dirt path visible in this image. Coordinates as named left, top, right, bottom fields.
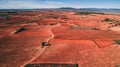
left=21, top=24, right=61, bottom=67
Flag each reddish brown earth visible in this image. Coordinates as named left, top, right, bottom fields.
left=0, top=11, right=120, bottom=67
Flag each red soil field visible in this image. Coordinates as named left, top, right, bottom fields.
left=0, top=10, right=120, bottom=67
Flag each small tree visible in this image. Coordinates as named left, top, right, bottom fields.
left=114, top=40, right=120, bottom=45
left=103, top=18, right=111, bottom=22
left=41, top=42, right=47, bottom=48
left=41, top=42, right=51, bottom=48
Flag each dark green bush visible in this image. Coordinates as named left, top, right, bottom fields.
left=114, top=40, right=120, bottom=45
left=103, top=18, right=111, bottom=22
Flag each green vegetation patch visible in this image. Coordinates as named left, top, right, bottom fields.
left=114, top=40, right=120, bottom=45
left=75, top=11, right=93, bottom=15
left=103, top=18, right=119, bottom=22
left=103, top=18, right=120, bottom=26
left=75, top=11, right=105, bottom=15
left=103, top=18, right=114, bottom=22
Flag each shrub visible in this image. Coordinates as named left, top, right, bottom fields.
left=114, top=40, right=120, bottom=45
left=103, top=18, right=111, bottom=22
